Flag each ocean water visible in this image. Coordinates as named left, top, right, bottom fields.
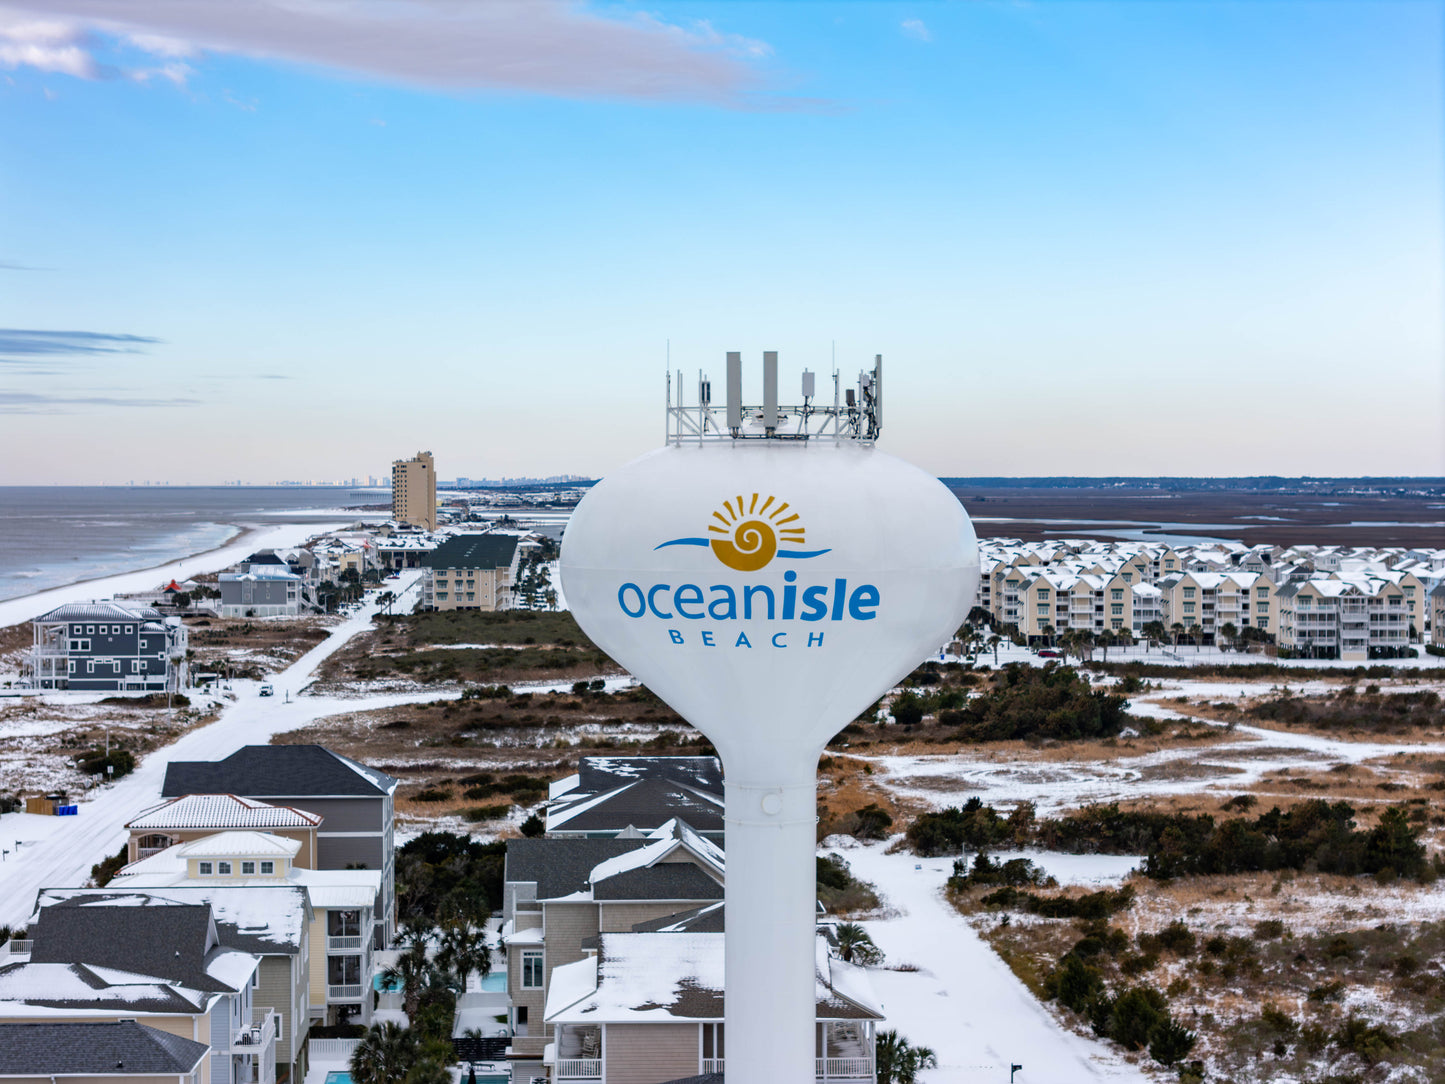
left=0, top=486, right=380, bottom=603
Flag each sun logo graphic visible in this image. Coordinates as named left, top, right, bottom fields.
left=655, top=494, right=831, bottom=572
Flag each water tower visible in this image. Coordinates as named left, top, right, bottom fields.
left=561, top=353, right=978, bottom=1082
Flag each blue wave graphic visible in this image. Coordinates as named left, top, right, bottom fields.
left=653, top=537, right=830, bottom=559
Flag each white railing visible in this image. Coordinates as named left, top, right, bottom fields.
left=229, top=1009, right=276, bottom=1054
left=328, top=936, right=363, bottom=950
left=702, top=1058, right=724, bottom=1072
left=308, top=1038, right=360, bottom=1063
left=817, top=1056, right=874, bottom=1079
left=554, top=1059, right=602, bottom=1079
left=328, top=984, right=363, bottom=1000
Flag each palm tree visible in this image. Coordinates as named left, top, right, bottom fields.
left=437, top=917, right=492, bottom=992
left=1188, top=623, right=1203, bottom=650
left=403, top=1060, right=450, bottom=1084
left=875, top=1029, right=937, bottom=1084
left=1142, top=621, right=1167, bottom=649
left=988, top=634, right=1001, bottom=665
left=1170, top=622, right=1185, bottom=648
left=381, top=941, right=433, bottom=1019
left=351, top=1022, right=417, bottom=1084
left=833, top=922, right=883, bottom=966
left=1039, top=623, right=1054, bottom=648
left=1219, top=621, right=1238, bottom=653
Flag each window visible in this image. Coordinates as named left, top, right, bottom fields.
left=73, top=625, right=82, bottom=635
left=522, top=950, right=544, bottom=988
left=1037, top=589, right=1050, bottom=600
left=1111, top=604, right=1123, bottom=615
left=260, top=860, right=275, bottom=875
left=272, top=1012, right=283, bottom=1041
left=1183, top=587, right=1196, bottom=599
left=1183, top=603, right=1195, bottom=614
left=1122, top=573, right=1133, bottom=584
left=252, top=969, right=260, bottom=989
left=1111, top=589, right=1123, bottom=600
left=125, top=625, right=134, bottom=634
left=241, top=861, right=256, bottom=875
left=217, top=861, right=232, bottom=875
left=1257, top=586, right=1269, bottom=598
left=87, top=626, right=95, bottom=634
left=199, top=861, right=214, bottom=875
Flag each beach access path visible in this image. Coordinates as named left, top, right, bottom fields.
left=842, top=840, right=1158, bottom=1084
left=0, top=569, right=426, bottom=931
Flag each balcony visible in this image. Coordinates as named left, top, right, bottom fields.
left=689, top=1059, right=874, bottom=1082
left=555, top=1060, right=602, bottom=1080
left=818, top=1057, right=875, bottom=1080
left=228, top=1009, right=276, bottom=1054
left=328, top=984, right=364, bottom=1000
left=328, top=935, right=363, bottom=951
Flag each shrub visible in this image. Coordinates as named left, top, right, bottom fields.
left=519, top=813, right=545, bottom=838
left=1156, top=920, right=1196, bottom=956
left=937, top=662, right=1134, bottom=741
left=74, top=747, right=136, bottom=780
left=90, top=845, right=128, bottom=887
left=1047, top=953, right=1104, bottom=1013
left=1332, top=1015, right=1397, bottom=1063
left=1107, top=986, right=1168, bottom=1051
left=1254, top=919, right=1287, bottom=940
left=1148, top=1019, right=1197, bottom=1066
left=948, top=852, right=1051, bottom=890
left=411, top=787, right=452, bottom=803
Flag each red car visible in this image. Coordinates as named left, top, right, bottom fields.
left=1037, top=649, right=1062, bottom=658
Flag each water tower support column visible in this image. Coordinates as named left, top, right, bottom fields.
left=723, top=762, right=820, bottom=1083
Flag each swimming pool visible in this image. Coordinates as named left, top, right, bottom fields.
left=324, top=1072, right=352, bottom=1084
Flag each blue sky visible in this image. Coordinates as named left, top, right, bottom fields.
left=1, top=1, right=1440, bottom=484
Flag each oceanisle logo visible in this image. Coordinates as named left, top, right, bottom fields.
left=618, top=493, right=879, bottom=650
left=654, top=494, right=831, bottom=571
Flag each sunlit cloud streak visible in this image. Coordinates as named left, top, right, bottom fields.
left=0, top=0, right=780, bottom=106
left=0, top=329, right=162, bottom=359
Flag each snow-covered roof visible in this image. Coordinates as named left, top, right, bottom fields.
left=175, top=831, right=303, bottom=859
left=544, top=932, right=881, bottom=1025
left=0, top=963, right=213, bottom=1016
left=34, top=888, right=308, bottom=956
left=127, top=794, right=323, bottom=831
left=34, top=601, right=161, bottom=624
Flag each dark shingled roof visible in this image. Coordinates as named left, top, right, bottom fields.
left=36, top=888, right=306, bottom=956
left=161, top=745, right=398, bottom=799
left=550, top=777, right=724, bottom=836
left=630, top=902, right=725, bottom=933
left=592, top=862, right=722, bottom=902
left=0, top=962, right=212, bottom=1013
left=656, top=1076, right=723, bottom=1084
left=423, top=534, right=519, bottom=570
left=0, top=1021, right=209, bottom=1075
left=28, top=900, right=239, bottom=993
left=576, top=757, right=722, bottom=795
left=504, top=838, right=649, bottom=901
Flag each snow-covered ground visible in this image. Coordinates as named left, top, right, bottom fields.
left=0, top=570, right=428, bottom=930
left=835, top=839, right=1158, bottom=1083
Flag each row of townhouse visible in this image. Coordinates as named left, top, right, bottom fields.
left=976, top=537, right=1445, bottom=657
left=487, top=756, right=883, bottom=1084
left=0, top=747, right=400, bottom=1084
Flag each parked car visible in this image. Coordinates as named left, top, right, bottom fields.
left=259, top=684, right=275, bottom=697
left=1037, top=649, right=1061, bottom=658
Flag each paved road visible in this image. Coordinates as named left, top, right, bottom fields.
left=843, top=841, right=1157, bottom=1084
left=0, top=572, right=426, bottom=930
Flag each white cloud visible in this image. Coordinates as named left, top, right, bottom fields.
left=0, top=13, right=95, bottom=78
left=0, top=0, right=780, bottom=106
left=901, top=18, right=932, bottom=43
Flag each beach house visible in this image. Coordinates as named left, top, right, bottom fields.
left=25, top=601, right=187, bottom=692
left=160, top=746, right=398, bottom=949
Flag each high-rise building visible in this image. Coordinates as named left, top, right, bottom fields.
left=391, top=451, right=437, bottom=531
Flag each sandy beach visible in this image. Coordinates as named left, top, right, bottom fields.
left=0, top=517, right=352, bottom=631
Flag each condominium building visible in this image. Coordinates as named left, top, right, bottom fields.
left=421, top=533, right=523, bottom=612
left=391, top=451, right=437, bottom=531
left=1275, top=578, right=1409, bottom=661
